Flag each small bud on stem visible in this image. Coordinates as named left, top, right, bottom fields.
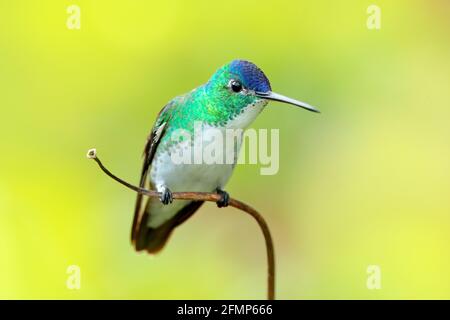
left=87, top=148, right=97, bottom=159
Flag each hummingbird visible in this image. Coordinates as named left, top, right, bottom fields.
left=132, top=59, right=319, bottom=254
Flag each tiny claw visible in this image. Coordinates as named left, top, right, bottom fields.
left=216, top=188, right=229, bottom=208
left=160, top=187, right=173, bottom=205
left=87, top=148, right=97, bottom=159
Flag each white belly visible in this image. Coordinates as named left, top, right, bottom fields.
left=151, top=148, right=235, bottom=193
left=147, top=140, right=234, bottom=228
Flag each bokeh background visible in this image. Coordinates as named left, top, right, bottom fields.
left=0, top=0, right=449, bottom=299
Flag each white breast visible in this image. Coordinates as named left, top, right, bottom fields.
left=225, top=100, right=266, bottom=129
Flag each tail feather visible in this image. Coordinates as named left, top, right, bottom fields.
left=133, top=200, right=204, bottom=254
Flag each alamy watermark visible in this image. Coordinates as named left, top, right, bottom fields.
left=169, top=121, right=279, bottom=175
left=66, top=5, right=81, bottom=30
left=66, top=265, right=81, bottom=290
left=366, top=265, right=381, bottom=290
left=367, top=5, right=381, bottom=30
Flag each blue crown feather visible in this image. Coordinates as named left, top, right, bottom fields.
left=229, top=60, right=272, bottom=93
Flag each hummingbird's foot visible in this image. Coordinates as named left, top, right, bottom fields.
left=160, top=187, right=173, bottom=205
left=215, top=188, right=230, bottom=208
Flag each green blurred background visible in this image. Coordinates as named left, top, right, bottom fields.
left=0, top=0, right=449, bottom=299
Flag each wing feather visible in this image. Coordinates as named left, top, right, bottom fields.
left=131, top=102, right=174, bottom=242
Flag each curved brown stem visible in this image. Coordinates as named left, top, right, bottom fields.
left=87, top=148, right=275, bottom=300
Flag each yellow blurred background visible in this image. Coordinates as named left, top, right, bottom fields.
left=0, top=0, right=449, bottom=299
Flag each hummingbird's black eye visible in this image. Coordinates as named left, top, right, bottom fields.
left=229, top=80, right=243, bottom=93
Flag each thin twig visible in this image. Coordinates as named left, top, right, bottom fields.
left=87, top=148, right=275, bottom=300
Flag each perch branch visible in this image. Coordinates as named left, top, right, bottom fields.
left=86, top=148, right=275, bottom=300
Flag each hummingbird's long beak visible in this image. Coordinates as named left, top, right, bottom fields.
left=255, top=91, right=320, bottom=113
